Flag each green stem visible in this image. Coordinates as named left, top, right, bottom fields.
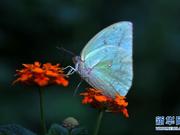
left=93, top=110, right=104, bottom=135
left=39, top=88, right=47, bottom=135
left=68, top=129, right=72, bottom=135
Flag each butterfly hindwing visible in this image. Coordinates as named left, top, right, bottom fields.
left=84, top=46, right=132, bottom=96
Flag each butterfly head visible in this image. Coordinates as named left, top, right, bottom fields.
left=72, top=56, right=83, bottom=72
left=72, top=56, right=81, bottom=64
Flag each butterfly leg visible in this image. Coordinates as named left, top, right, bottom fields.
left=67, top=68, right=76, bottom=75
left=62, top=66, right=76, bottom=75
left=73, top=76, right=90, bottom=96
left=73, top=79, right=84, bottom=96
left=62, top=65, right=74, bottom=70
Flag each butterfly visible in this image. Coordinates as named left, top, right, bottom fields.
left=66, top=21, right=133, bottom=97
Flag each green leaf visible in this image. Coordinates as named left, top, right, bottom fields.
left=71, top=127, right=88, bottom=135
left=46, top=124, right=68, bottom=135
left=0, top=124, right=36, bottom=135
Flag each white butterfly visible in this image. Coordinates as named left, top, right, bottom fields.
left=66, top=21, right=133, bottom=97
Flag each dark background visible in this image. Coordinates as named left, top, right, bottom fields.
left=0, top=0, right=180, bottom=135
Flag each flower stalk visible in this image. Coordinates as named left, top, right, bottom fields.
left=39, top=88, right=46, bottom=135
left=93, top=110, right=104, bottom=135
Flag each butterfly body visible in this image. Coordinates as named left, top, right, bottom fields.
left=73, top=21, right=133, bottom=97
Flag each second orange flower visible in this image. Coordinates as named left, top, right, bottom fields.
left=80, top=88, right=129, bottom=118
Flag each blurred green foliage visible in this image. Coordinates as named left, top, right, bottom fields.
left=0, top=0, right=180, bottom=135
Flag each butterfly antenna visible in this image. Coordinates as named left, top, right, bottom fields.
left=56, top=46, right=76, bottom=57
left=73, top=79, right=83, bottom=96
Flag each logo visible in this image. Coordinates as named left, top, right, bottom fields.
left=155, top=116, right=180, bottom=131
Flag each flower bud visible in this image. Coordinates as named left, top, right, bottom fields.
left=62, top=117, right=79, bottom=130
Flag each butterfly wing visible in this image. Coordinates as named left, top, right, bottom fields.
left=80, top=21, right=133, bottom=96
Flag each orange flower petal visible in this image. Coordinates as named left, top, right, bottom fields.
left=22, top=64, right=32, bottom=68
left=32, top=67, right=44, bottom=73
left=55, top=77, right=69, bottom=86
left=122, top=108, right=129, bottom=118
left=115, top=94, right=128, bottom=107
left=94, top=95, right=107, bottom=102
left=45, top=70, right=59, bottom=77
left=115, top=99, right=128, bottom=107
left=34, top=76, right=49, bottom=86
left=115, top=94, right=125, bottom=100
left=82, top=97, right=93, bottom=104
left=34, top=61, right=41, bottom=67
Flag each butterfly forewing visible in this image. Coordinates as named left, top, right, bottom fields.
left=81, top=21, right=132, bottom=60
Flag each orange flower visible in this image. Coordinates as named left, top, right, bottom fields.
left=80, top=88, right=129, bottom=118
left=13, top=61, right=69, bottom=87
